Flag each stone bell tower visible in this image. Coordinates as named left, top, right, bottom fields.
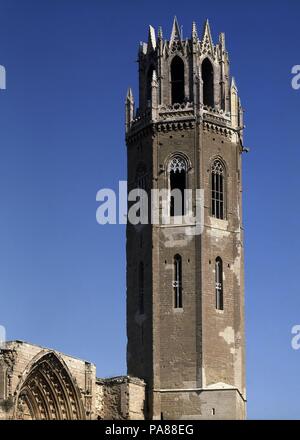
left=125, top=17, right=246, bottom=420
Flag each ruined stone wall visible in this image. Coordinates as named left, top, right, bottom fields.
left=127, top=380, right=146, bottom=419
left=0, top=340, right=96, bottom=420
left=95, top=376, right=145, bottom=420
left=0, top=342, right=145, bottom=420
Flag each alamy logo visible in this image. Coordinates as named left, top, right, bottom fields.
left=0, top=65, right=6, bottom=90
left=0, top=325, right=6, bottom=349
left=291, top=325, right=300, bottom=350
left=291, top=65, right=300, bottom=90
left=96, top=181, right=205, bottom=236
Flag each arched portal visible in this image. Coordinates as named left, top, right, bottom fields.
left=15, top=352, right=85, bottom=420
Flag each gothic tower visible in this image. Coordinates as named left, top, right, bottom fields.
left=125, top=18, right=246, bottom=420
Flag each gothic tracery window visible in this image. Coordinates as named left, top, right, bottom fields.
left=215, top=257, right=223, bottom=310
left=211, top=159, right=225, bottom=220
left=169, top=156, right=187, bottom=216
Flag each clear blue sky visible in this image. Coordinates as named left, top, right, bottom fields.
left=0, top=0, right=299, bottom=419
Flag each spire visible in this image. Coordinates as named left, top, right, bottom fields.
left=170, top=16, right=181, bottom=44
left=201, top=18, right=214, bottom=56
left=150, top=70, right=158, bottom=120
left=139, top=41, right=147, bottom=56
left=191, top=21, right=198, bottom=41
left=158, top=26, right=163, bottom=40
left=219, top=32, right=226, bottom=50
left=147, top=25, right=156, bottom=52
left=126, top=87, right=134, bottom=103
left=238, top=97, right=244, bottom=130
left=230, top=77, right=238, bottom=130
left=151, top=70, right=158, bottom=85
left=125, top=88, right=134, bottom=133
left=202, top=19, right=212, bottom=40
left=231, top=76, right=237, bottom=91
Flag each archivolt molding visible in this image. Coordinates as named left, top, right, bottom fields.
left=14, top=351, right=85, bottom=420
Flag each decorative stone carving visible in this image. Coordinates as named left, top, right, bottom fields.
left=168, top=157, right=187, bottom=173
left=15, top=352, right=85, bottom=420
left=0, top=349, right=16, bottom=400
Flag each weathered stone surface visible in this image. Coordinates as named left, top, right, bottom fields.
left=126, top=19, right=246, bottom=420
left=0, top=341, right=145, bottom=420
left=0, top=341, right=96, bottom=420
left=95, top=377, right=145, bottom=420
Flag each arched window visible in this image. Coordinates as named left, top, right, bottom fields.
left=202, top=58, right=214, bottom=107
left=146, top=65, right=154, bottom=106
left=173, top=254, right=182, bottom=308
left=211, top=159, right=225, bottom=219
left=171, top=56, right=185, bottom=104
left=139, top=262, right=144, bottom=314
left=215, top=257, right=223, bottom=310
left=168, top=156, right=187, bottom=216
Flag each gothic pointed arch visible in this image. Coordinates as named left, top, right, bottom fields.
left=166, top=153, right=191, bottom=216
left=170, top=55, right=185, bottom=104
left=165, top=152, right=191, bottom=174
left=14, top=352, right=85, bottom=420
left=201, top=57, right=214, bottom=107
left=210, top=156, right=227, bottom=220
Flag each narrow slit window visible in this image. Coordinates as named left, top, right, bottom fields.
left=211, top=159, right=225, bottom=219
left=173, top=254, right=182, bottom=308
left=215, top=257, right=223, bottom=310
left=139, top=262, right=144, bottom=314
left=136, top=163, right=149, bottom=224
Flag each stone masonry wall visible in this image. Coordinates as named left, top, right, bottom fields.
left=95, top=376, right=145, bottom=420
left=0, top=340, right=96, bottom=420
